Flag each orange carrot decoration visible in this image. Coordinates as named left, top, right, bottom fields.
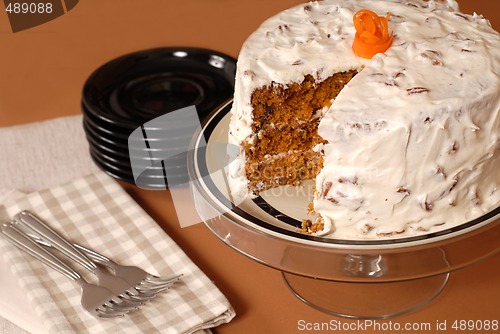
left=352, top=9, right=394, bottom=59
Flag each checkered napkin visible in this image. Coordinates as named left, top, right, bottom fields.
left=0, top=171, right=235, bottom=333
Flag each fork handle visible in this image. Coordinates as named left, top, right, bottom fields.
left=73, top=243, right=111, bottom=264
left=14, top=211, right=97, bottom=273
left=1, top=223, right=81, bottom=281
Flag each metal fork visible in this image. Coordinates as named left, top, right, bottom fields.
left=0, top=223, right=135, bottom=318
left=73, top=243, right=183, bottom=293
left=13, top=211, right=170, bottom=302
left=15, top=211, right=181, bottom=297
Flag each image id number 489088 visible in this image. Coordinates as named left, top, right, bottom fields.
left=451, top=320, right=498, bottom=331
left=5, top=2, right=53, bottom=14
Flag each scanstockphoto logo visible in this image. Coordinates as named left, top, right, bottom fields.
left=3, top=0, right=79, bottom=32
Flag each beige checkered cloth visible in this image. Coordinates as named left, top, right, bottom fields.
left=0, top=116, right=234, bottom=333
left=0, top=171, right=234, bottom=333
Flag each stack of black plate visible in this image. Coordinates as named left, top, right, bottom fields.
left=81, top=47, right=236, bottom=189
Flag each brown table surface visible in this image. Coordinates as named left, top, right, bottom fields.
left=1, top=1, right=499, bottom=333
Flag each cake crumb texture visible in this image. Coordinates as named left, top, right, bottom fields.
left=244, top=71, right=357, bottom=193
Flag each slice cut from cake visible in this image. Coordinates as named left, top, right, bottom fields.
left=244, top=71, right=357, bottom=193
left=227, top=0, right=500, bottom=239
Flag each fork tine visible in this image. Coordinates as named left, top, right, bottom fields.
left=137, top=275, right=182, bottom=289
left=135, top=282, right=173, bottom=293
left=73, top=242, right=183, bottom=294
left=97, top=311, right=125, bottom=318
left=96, top=305, right=128, bottom=318
left=104, top=296, right=140, bottom=310
left=135, top=281, right=175, bottom=293
left=134, top=277, right=182, bottom=294
left=143, top=273, right=184, bottom=286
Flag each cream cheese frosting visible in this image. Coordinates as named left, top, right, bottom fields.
left=227, top=0, right=500, bottom=239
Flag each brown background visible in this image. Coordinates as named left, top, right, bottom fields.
left=0, top=1, right=499, bottom=333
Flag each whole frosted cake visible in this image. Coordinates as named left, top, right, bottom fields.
left=227, top=0, right=500, bottom=239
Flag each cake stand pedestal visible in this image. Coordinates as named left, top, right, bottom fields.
left=282, top=272, right=449, bottom=319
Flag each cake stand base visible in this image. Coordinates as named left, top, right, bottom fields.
left=282, top=272, right=450, bottom=319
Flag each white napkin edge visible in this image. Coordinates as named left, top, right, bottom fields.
left=0, top=189, right=48, bottom=334
left=0, top=259, right=45, bottom=334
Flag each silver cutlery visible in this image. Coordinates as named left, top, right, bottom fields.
left=0, top=223, right=136, bottom=318
left=14, top=211, right=181, bottom=300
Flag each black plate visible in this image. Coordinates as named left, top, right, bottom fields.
left=89, top=152, right=167, bottom=189
left=82, top=115, right=193, bottom=150
left=89, top=149, right=189, bottom=188
left=82, top=109, right=131, bottom=140
left=82, top=47, right=236, bottom=130
left=90, top=146, right=161, bottom=170
left=83, top=101, right=209, bottom=139
left=90, top=142, right=188, bottom=172
left=83, top=118, right=129, bottom=148
left=85, top=117, right=191, bottom=188
left=83, top=124, right=130, bottom=158
left=83, top=118, right=193, bottom=162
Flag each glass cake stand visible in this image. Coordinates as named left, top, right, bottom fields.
left=187, top=100, right=500, bottom=319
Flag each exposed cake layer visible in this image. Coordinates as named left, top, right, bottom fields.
left=250, top=72, right=357, bottom=129
left=243, top=71, right=357, bottom=193
left=245, top=150, right=323, bottom=193
left=228, top=0, right=500, bottom=239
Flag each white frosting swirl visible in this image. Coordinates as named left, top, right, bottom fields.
left=228, top=0, right=500, bottom=239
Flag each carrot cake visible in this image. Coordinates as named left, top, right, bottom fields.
left=227, top=0, right=500, bottom=239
